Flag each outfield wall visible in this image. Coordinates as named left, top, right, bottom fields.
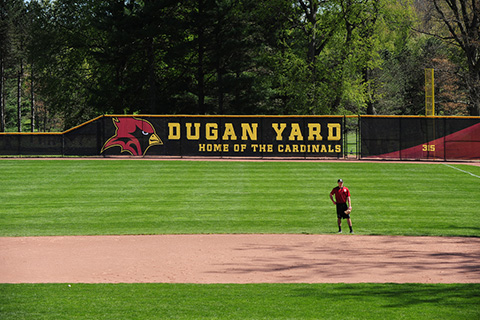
left=0, top=115, right=344, bottom=158
left=360, top=116, right=480, bottom=161
left=0, top=115, right=479, bottom=160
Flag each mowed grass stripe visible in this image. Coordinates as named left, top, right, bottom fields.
left=1, top=283, right=479, bottom=320
left=1, top=160, right=479, bottom=237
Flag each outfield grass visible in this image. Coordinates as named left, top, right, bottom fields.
left=1, top=283, right=479, bottom=320
left=1, top=160, right=479, bottom=320
left=1, top=160, right=479, bottom=237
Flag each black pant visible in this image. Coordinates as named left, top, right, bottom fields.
left=336, top=203, right=349, bottom=219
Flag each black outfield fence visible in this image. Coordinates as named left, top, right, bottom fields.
left=0, top=115, right=344, bottom=158
left=1, top=115, right=479, bottom=160
left=0, top=133, right=63, bottom=156
left=360, top=116, right=480, bottom=161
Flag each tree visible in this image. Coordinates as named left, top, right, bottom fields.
left=0, top=0, right=7, bottom=132
left=271, top=0, right=408, bottom=115
left=0, top=0, right=24, bottom=131
left=427, top=0, right=480, bottom=115
left=0, top=0, right=27, bottom=132
left=9, top=0, right=471, bottom=131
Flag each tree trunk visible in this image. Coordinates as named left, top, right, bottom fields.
left=197, top=35, right=205, bottom=114
left=467, top=71, right=480, bottom=116
left=17, top=59, right=23, bottom=132
left=364, top=68, right=376, bottom=115
left=217, top=70, right=224, bottom=114
left=215, top=23, right=224, bottom=115
left=147, top=38, right=157, bottom=114
left=31, top=64, right=35, bottom=132
left=196, top=0, right=206, bottom=114
left=0, top=57, right=5, bottom=132
left=43, top=106, right=47, bottom=132
left=432, top=0, right=480, bottom=115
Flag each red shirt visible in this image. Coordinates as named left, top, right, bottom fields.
left=330, top=186, right=350, bottom=204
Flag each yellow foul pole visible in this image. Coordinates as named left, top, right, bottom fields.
left=425, top=68, right=435, bottom=116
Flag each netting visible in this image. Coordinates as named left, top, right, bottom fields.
left=0, top=134, right=63, bottom=156
left=361, top=116, right=480, bottom=160
left=1, top=115, right=479, bottom=160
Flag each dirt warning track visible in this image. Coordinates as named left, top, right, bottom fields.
left=1, top=234, right=479, bottom=284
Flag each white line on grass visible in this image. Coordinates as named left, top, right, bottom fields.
left=442, top=163, right=480, bottom=179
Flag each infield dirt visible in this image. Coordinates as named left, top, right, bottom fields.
left=1, top=234, right=479, bottom=284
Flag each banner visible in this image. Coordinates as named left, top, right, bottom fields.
left=100, top=116, right=344, bottom=157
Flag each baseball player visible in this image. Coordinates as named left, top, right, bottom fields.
left=329, top=179, right=353, bottom=233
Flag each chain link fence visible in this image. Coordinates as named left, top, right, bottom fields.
left=1, top=115, right=479, bottom=161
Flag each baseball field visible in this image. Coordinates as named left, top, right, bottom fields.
left=1, top=159, right=479, bottom=319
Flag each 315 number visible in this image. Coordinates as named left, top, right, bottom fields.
left=422, top=144, right=435, bottom=151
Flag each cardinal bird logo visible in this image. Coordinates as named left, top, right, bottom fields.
left=101, top=117, right=163, bottom=156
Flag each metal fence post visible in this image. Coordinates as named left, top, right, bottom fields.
left=357, top=115, right=360, bottom=160
left=444, top=117, right=447, bottom=161
left=343, top=115, right=346, bottom=159
left=398, top=117, right=402, bottom=160
left=61, top=132, right=65, bottom=157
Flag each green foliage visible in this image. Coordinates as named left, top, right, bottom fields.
left=0, top=0, right=476, bottom=131
left=1, top=160, right=479, bottom=237
left=1, top=283, right=479, bottom=319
